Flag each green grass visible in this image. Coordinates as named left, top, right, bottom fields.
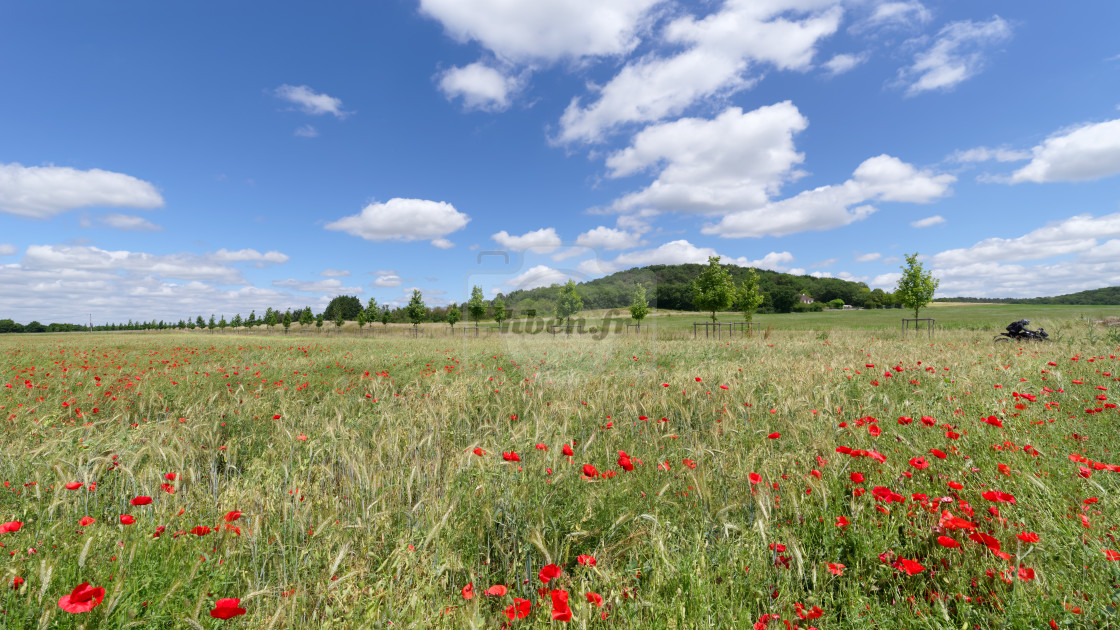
left=1, top=324, right=1119, bottom=627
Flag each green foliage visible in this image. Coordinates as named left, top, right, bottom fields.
left=356, top=310, right=366, bottom=329
left=629, top=284, right=650, bottom=322
left=554, top=279, right=583, bottom=325
left=299, top=308, right=313, bottom=326
left=770, top=286, right=799, bottom=313
left=364, top=298, right=379, bottom=323
left=333, top=311, right=344, bottom=328
left=492, top=297, right=506, bottom=326
left=380, top=306, right=390, bottom=325
left=692, top=256, right=735, bottom=322
left=246, top=310, right=257, bottom=327
left=467, top=286, right=486, bottom=323
left=231, top=314, right=243, bottom=328
left=406, top=289, right=427, bottom=326
left=0, top=319, right=23, bottom=333
left=447, top=304, right=461, bottom=328
left=324, top=295, right=362, bottom=322
left=196, top=315, right=205, bottom=328
left=265, top=311, right=277, bottom=328
left=207, top=315, right=216, bottom=330
left=828, top=298, right=845, bottom=310
left=315, top=313, right=324, bottom=328
left=218, top=315, right=228, bottom=330
left=896, top=252, right=940, bottom=319
left=736, top=268, right=764, bottom=322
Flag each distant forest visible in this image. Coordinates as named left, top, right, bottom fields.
left=934, top=286, right=1120, bottom=305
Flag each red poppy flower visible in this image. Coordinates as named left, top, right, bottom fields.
left=504, top=598, right=531, bottom=620
left=1105, top=549, right=1120, bottom=561
left=929, top=448, right=947, bottom=459
left=582, top=464, right=599, bottom=477
left=119, top=515, right=135, bottom=525
left=981, top=490, right=1016, bottom=504
left=130, top=496, right=152, bottom=506
left=835, top=516, right=850, bottom=528
left=485, top=584, right=507, bottom=596
left=749, top=473, right=761, bottom=485
left=1016, top=532, right=1040, bottom=543
left=58, top=582, right=105, bottom=613
left=562, top=444, right=574, bottom=456
left=210, top=597, right=247, bottom=619
left=909, top=457, right=929, bottom=469
left=224, top=510, right=243, bottom=522
left=461, top=582, right=474, bottom=600
left=164, top=472, right=178, bottom=481
left=936, top=535, right=960, bottom=548
left=586, top=591, right=603, bottom=607
left=868, top=425, right=881, bottom=437
left=767, top=432, right=780, bottom=439
left=502, top=452, right=521, bottom=462
left=695, top=377, right=702, bottom=382
left=65, top=482, right=83, bottom=490
left=683, top=458, right=697, bottom=469
left=79, top=517, right=95, bottom=527
left=947, top=481, right=963, bottom=490
left=12, top=576, right=23, bottom=589
left=539, top=564, right=561, bottom=583
left=161, top=483, right=175, bottom=494
left=550, top=589, right=572, bottom=621
left=578, top=554, right=597, bottom=566
left=827, top=563, right=845, bottom=575
left=472, top=447, right=485, bottom=456
left=617, top=451, right=634, bottom=472
left=0, top=521, right=22, bottom=533
left=535, top=443, right=548, bottom=450
left=192, top=526, right=211, bottom=536
left=898, top=558, right=926, bottom=575
left=968, top=532, right=1001, bottom=551
left=849, top=472, right=864, bottom=483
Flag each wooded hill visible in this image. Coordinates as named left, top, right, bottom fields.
left=500, top=263, right=895, bottom=314
left=934, top=286, right=1120, bottom=305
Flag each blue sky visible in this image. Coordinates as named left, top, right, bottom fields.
left=2, top=0, right=1119, bottom=324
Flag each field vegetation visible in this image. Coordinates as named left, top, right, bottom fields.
left=1, top=315, right=1119, bottom=627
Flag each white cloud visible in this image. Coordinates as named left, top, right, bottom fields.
left=575, top=226, right=639, bottom=250
left=607, top=102, right=808, bottom=214
left=273, top=278, right=363, bottom=294
left=211, top=248, right=290, bottom=264
left=1010, top=118, right=1120, bottom=183
left=274, top=84, right=348, bottom=118
left=325, top=198, right=470, bottom=246
left=578, top=238, right=795, bottom=275
left=320, top=269, right=350, bottom=277
left=294, top=124, right=319, bottom=138
left=810, top=258, right=836, bottom=268
left=899, top=16, right=1012, bottom=96
left=21, top=245, right=265, bottom=284
left=491, top=227, right=562, bottom=252
left=0, top=162, right=163, bottom=219
left=950, top=146, right=1030, bottom=163
left=431, top=238, right=455, bottom=249
left=556, top=0, right=841, bottom=143
left=419, top=0, right=661, bottom=63
left=922, top=256, right=1120, bottom=300
left=931, top=213, right=1120, bottom=266
left=438, top=62, right=522, bottom=111
left=911, top=215, right=945, bottom=228
left=615, top=210, right=658, bottom=234
left=822, top=52, right=869, bottom=76
left=862, top=1, right=931, bottom=30
left=855, top=252, right=881, bottom=262
left=0, top=244, right=15, bottom=256
left=703, top=154, right=954, bottom=237
left=97, top=213, right=162, bottom=231
left=506, top=264, right=573, bottom=290
left=372, top=272, right=403, bottom=288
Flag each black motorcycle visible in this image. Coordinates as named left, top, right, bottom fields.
left=995, top=319, right=1049, bottom=342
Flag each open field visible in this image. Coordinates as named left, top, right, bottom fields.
left=2, top=325, right=1120, bottom=628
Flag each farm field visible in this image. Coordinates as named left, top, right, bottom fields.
left=1, top=326, right=1119, bottom=628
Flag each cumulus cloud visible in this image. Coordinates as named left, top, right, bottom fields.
left=273, top=278, right=363, bottom=294
left=703, top=154, right=954, bottom=237
left=319, top=269, right=350, bottom=277
left=822, top=52, right=869, bottom=76
left=274, top=84, right=348, bottom=118
left=860, top=1, right=931, bottom=31
left=19, top=244, right=288, bottom=285
left=438, top=62, right=522, bottom=111
left=211, top=248, right=290, bottom=264
left=0, top=244, right=15, bottom=256
left=506, top=265, right=573, bottom=290
left=575, top=226, right=639, bottom=250
left=491, top=227, right=562, bottom=252
left=557, top=0, right=841, bottom=143
left=577, top=238, right=795, bottom=275
left=931, top=213, right=1120, bottom=266
left=950, top=146, right=1031, bottom=163
left=97, top=213, right=162, bottom=231
left=911, top=215, right=945, bottom=228
left=372, top=272, right=403, bottom=288
left=1010, top=118, right=1120, bottom=183
left=606, top=102, right=808, bottom=214
left=325, top=198, right=470, bottom=247
left=419, top=0, right=660, bottom=63
left=855, top=252, right=881, bottom=262
left=0, top=162, right=163, bottom=219
left=898, top=16, right=1012, bottom=96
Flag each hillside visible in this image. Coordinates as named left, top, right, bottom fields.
left=934, top=286, right=1120, bottom=305
left=499, top=263, right=889, bottom=313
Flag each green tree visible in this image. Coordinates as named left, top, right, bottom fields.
left=736, top=268, right=765, bottom=322
left=282, top=311, right=292, bottom=332
left=196, top=315, right=205, bottom=329
left=364, top=298, right=379, bottom=323
left=324, top=295, right=362, bottom=322
left=299, top=308, right=313, bottom=327
left=231, top=314, right=243, bottom=328
left=356, top=310, right=367, bottom=331
left=406, top=289, right=426, bottom=327
left=692, top=256, right=735, bottom=322
left=770, top=286, right=799, bottom=314
left=895, top=252, right=940, bottom=319
left=447, top=304, right=461, bottom=329
left=467, top=285, right=486, bottom=325
left=629, top=284, right=649, bottom=325
left=246, top=310, right=257, bottom=327
left=315, top=313, right=324, bottom=330
left=380, top=306, right=390, bottom=326
left=828, top=298, right=845, bottom=310
left=265, top=310, right=277, bottom=329
left=554, top=279, right=583, bottom=326
left=492, top=297, right=506, bottom=328
left=334, top=311, right=344, bottom=329
left=218, top=315, right=228, bottom=331
left=207, top=315, right=216, bottom=332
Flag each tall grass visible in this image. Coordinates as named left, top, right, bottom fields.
left=0, top=328, right=1117, bottom=627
